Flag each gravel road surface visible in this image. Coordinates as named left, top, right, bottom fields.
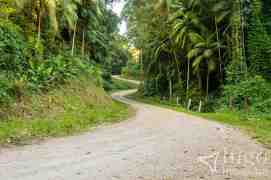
left=0, top=88, right=270, bottom=180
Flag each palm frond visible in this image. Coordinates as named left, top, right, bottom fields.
left=187, top=48, right=201, bottom=59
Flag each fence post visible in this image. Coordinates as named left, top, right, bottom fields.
left=177, top=96, right=179, bottom=105
left=198, top=100, right=202, bottom=112
left=187, top=98, right=192, bottom=110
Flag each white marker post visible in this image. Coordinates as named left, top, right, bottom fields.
left=198, top=100, right=202, bottom=112
left=187, top=99, right=192, bottom=110
left=177, top=96, right=179, bottom=105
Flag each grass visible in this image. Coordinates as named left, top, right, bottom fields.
left=0, top=77, right=132, bottom=145
left=129, top=94, right=271, bottom=148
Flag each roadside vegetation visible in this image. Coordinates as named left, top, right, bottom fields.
left=121, top=61, right=141, bottom=80
left=0, top=0, right=132, bottom=145
left=122, top=0, right=271, bottom=145
left=0, top=76, right=131, bottom=145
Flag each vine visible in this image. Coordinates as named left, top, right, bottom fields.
left=246, top=0, right=271, bottom=79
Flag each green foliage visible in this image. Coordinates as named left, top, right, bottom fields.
left=0, top=0, right=16, bottom=18
left=0, top=75, right=12, bottom=103
left=0, top=0, right=131, bottom=144
left=121, top=61, right=141, bottom=80
left=25, top=54, right=97, bottom=90
left=246, top=0, right=271, bottom=79
left=124, top=0, right=271, bottom=117
left=0, top=0, right=125, bottom=105
left=101, top=70, right=113, bottom=91
left=252, top=98, right=271, bottom=114
left=0, top=20, right=26, bottom=74
left=223, top=76, right=271, bottom=113
left=0, top=78, right=131, bottom=144
left=123, top=0, right=232, bottom=100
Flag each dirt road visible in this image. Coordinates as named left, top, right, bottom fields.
left=0, top=88, right=270, bottom=180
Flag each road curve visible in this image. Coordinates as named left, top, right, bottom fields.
left=0, top=89, right=270, bottom=179
left=112, top=75, right=141, bottom=85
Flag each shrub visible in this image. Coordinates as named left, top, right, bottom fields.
left=121, top=62, right=141, bottom=80
left=102, top=70, right=113, bottom=91
left=0, top=74, right=11, bottom=103
left=252, top=98, right=271, bottom=114
left=223, top=75, right=271, bottom=112
left=0, top=20, right=26, bottom=74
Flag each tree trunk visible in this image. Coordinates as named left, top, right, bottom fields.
left=169, top=78, right=172, bottom=100
left=140, top=49, right=144, bottom=82
left=71, top=21, right=77, bottom=56
left=81, top=30, right=85, bottom=56
left=215, top=18, right=223, bottom=83
left=174, top=52, right=182, bottom=85
left=229, top=96, right=234, bottom=110
left=206, top=70, right=210, bottom=101
left=197, top=70, right=202, bottom=90
left=244, top=96, right=249, bottom=112
left=186, top=59, right=190, bottom=99
left=37, top=9, right=42, bottom=41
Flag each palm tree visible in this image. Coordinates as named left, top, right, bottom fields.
left=169, top=8, right=201, bottom=99
left=57, top=0, right=81, bottom=55
left=211, top=0, right=232, bottom=82
left=187, top=33, right=220, bottom=99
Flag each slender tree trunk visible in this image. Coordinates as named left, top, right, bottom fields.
left=186, top=59, right=190, bottom=99
left=71, top=21, right=77, bottom=56
left=174, top=52, right=182, bottom=85
left=81, top=30, right=85, bottom=56
left=37, top=9, right=42, bottom=41
left=206, top=70, right=210, bottom=101
left=215, top=18, right=223, bottom=83
left=169, top=78, right=172, bottom=100
left=240, top=0, right=247, bottom=75
left=197, top=70, right=202, bottom=90
left=140, top=49, right=144, bottom=82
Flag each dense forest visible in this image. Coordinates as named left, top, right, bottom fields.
left=0, top=0, right=131, bottom=106
left=122, top=0, right=271, bottom=115
left=0, top=0, right=133, bottom=143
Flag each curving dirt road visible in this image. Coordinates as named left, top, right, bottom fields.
left=0, top=87, right=270, bottom=179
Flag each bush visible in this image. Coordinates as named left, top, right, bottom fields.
left=0, top=20, right=26, bottom=74
left=101, top=70, right=113, bottom=91
left=252, top=98, right=271, bottom=114
left=223, top=76, right=271, bottom=113
left=0, top=74, right=11, bottom=103
left=121, top=62, right=141, bottom=80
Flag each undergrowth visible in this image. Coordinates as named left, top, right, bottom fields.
left=0, top=76, right=132, bottom=145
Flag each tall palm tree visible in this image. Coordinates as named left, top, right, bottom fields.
left=169, top=4, right=201, bottom=98
left=187, top=33, right=220, bottom=99
left=60, top=0, right=80, bottom=55
left=211, top=0, right=232, bottom=82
